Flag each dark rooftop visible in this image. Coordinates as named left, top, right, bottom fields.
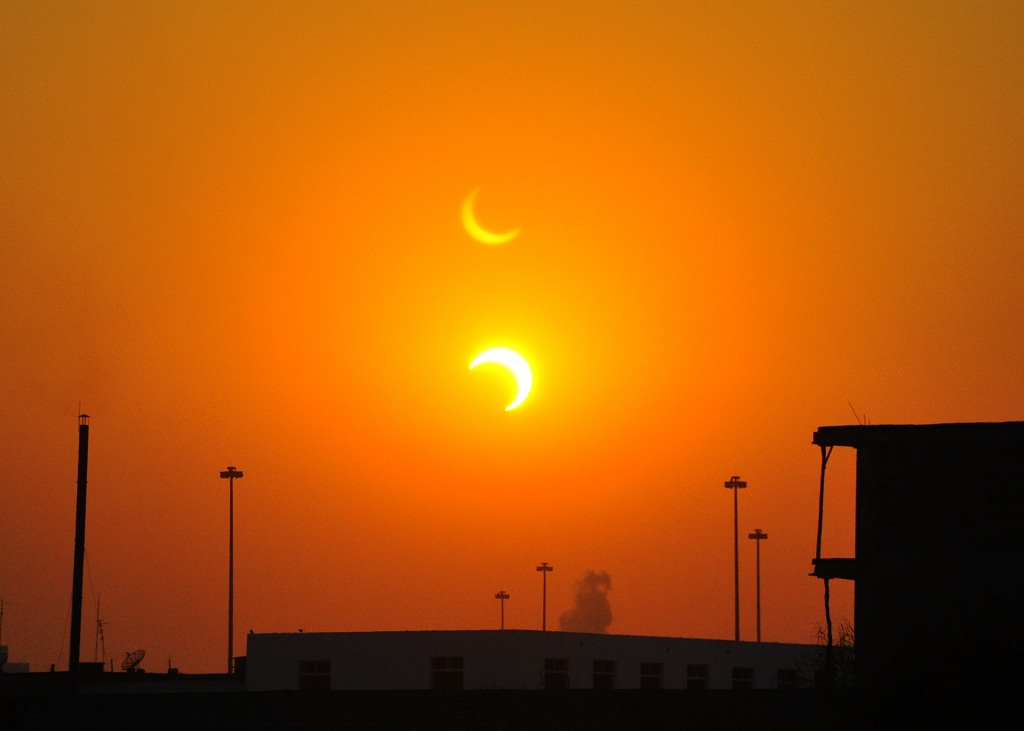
left=812, top=421, right=1024, bottom=447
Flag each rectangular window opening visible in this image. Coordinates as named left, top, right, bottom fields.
left=544, top=658, right=569, bottom=690
left=593, top=659, right=616, bottom=690
left=777, top=668, right=799, bottom=689
left=430, top=656, right=464, bottom=690
left=732, top=666, right=754, bottom=690
left=298, top=659, right=331, bottom=691
left=640, top=662, right=663, bottom=690
left=686, top=663, right=709, bottom=690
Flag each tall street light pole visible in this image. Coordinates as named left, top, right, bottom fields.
left=495, top=591, right=510, bottom=630
left=724, top=476, right=747, bottom=642
left=69, top=414, right=90, bottom=675
left=536, top=562, right=553, bottom=631
left=748, top=528, right=768, bottom=642
left=219, top=466, right=243, bottom=673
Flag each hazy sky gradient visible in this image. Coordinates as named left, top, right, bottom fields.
left=2, top=1, right=1021, bottom=672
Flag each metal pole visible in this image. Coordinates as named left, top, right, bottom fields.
left=229, top=474, right=233, bottom=672
left=70, top=415, right=90, bottom=673
left=755, top=534, right=760, bottom=642
left=733, top=485, right=739, bottom=641
left=220, top=467, right=243, bottom=674
left=495, top=591, right=510, bottom=630
left=749, top=529, right=768, bottom=642
left=724, top=477, right=746, bottom=642
left=536, top=563, right=553, bottom=631
left=815, top=446, right=832, bottom=560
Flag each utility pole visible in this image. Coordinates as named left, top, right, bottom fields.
left=70, top=414, right=90, bottom=673
left=748, top=529, right=768, bottom=642
left=536, top=562, right=553, bottom=631
left=219, top=466, right=243, bottom=673
left=724, top=476, right=747, bottom=642
left=495, top=591, right=510, bottom=630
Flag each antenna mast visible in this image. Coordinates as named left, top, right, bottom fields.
left=94, top=596, right=107, bottom=665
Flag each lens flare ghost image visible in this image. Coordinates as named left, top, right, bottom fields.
left=461, top=188, right=520, bottom=245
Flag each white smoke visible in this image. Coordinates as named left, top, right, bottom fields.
left=558, top=570, right=612, bottom=633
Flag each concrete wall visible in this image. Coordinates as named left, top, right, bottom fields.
left=245, top=630, right=816, bottom=691
left=0, top=671, right=244, bottom=697
left=856, top=437, right=1024, bottom=691
left=814, top=422, right=1024, bottom=693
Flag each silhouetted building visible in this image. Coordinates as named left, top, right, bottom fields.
left=810, top=421, right=1024, bottom=693
left=245, top=630, right=816, bottom=691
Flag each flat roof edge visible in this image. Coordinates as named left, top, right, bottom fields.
left=813, top=421, right=1024, bottom=447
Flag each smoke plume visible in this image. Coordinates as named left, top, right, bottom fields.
left=558, top=570, right=612, bottom=633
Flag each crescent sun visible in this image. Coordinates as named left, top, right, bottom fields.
left=470, top=347, right=533, bottom=411
left=462, top=188, right=520, bottom=245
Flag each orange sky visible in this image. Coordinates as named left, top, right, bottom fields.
left=2, top=1, right=1022, bottom=672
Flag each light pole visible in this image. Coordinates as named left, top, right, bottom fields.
left=748, top=528, right=768, bottom=642
left=495, top=591, right=510, bottom=630
left=219, top=466, right=243, bottom=673
left=724, top=476, right=747, bottom=642
left=536, top=562, right=553, bottom=631
left=70, top=414, right=90, bottom=675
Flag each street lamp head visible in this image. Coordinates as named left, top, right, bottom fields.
left=220, top=467, right=244, bottom=479
left=495, top=591, right=510, bottom=600
left=536, top=562, right=553, bottom=572
left=749, top=528, right=768, bottom=540
left=724, top=477, right=747, bottom=489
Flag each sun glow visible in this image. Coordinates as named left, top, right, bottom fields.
left=469, top=347, right=533, bottom=410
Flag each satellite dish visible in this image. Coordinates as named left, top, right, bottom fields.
left=122, top=649, right=146, bottom=672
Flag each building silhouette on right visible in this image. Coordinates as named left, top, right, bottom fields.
left=810, top=421, right=1024, bottom=693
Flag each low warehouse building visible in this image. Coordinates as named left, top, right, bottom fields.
left=245, top=630, right=817, bottom=691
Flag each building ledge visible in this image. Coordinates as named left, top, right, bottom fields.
left=810, top=558, right=857, bottom=580
left=812, top=421, right=1024, bottom=448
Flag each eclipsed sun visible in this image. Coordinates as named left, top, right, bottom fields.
left=470, top=347, right=533, bottom=410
